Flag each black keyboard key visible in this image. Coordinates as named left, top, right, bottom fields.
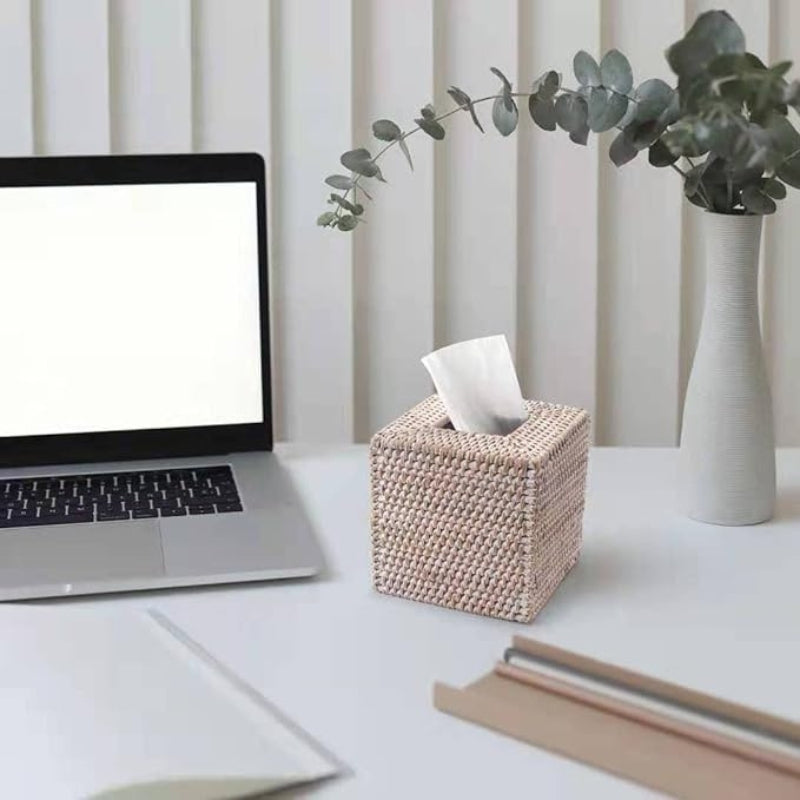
left=188, top=505, right=215, bottom=515
left=160, top=507, right=187, bottom=517
left=216, top=502, right=243, bottom=513
left=132, top=508, right=158, bottom=519
left=97, top=510, right=130, bottom=522
left=10, top=508, right=36, bottom=520
left=154, top=497, right=178, bottom=510
left=0, top=513, right=88, bottom=528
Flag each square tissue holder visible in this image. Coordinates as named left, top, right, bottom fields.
left=369, top=395, right=590, bottom=623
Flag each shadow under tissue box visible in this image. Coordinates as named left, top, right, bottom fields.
left=369, top=395, right=590, bottom=622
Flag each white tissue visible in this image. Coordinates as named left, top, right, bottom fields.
left=421, top=335, right=527, bottom=435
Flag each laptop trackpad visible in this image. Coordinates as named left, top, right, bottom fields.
left=0, top=521, right=164, bottom=589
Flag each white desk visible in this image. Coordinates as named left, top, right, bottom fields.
left=55, top=447, right=800, bottom=799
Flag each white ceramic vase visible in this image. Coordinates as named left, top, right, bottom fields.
left=679, top=211, right=775, bottom=525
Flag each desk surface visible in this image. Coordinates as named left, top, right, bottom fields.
left=55, top=446, right=800, bottom=799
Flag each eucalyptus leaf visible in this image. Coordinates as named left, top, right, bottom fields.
left=574, top=51, right=601, bottom=87
left=398, top=137, right=414, bottom=171
left=330, top=194, right=359, bottom=214
left=341, top=148, right=380, bottom=178
left=415, top=116, right=445, bottom=140
left=777, top=154, right=800, bottom=188
left=532, top=70, right=560, bottom=100
left=684, top=164, right=705, bottom=197
left=490, top=66, right=512, bottom=91
left=634, top=79, right=674, bottom=122
left=762, top=177, right=787, bottom=199
left=316, top=211, right=336, bottom=227
left=325, top=174, right=354, bottom=190
left=528, top=96, right=557, bottom=131
left=492, top=95, right=519, bottom=136
left=649, top=139, right=679, bottom=167
left=372, top=119, right=402, bottom=141
left=447, top=85, right=485, bottom=132
left=420, top=104, right=435, bottom=120
left=741, top=185, right=777, bottom=214
left=667, top=10, right=745, bottom=79
left=630, top=119, right=664, bottom=150
left=600, top=49, right=633, bottom=95
left=609, top=131, right=638, bottom=166
left=336, top=214, right=359, bottom=231
left=570, top=122, right=590, bottom=146
left=588, top=88, right=627, bottom=132
left=555, top=94, right=588, bottom=134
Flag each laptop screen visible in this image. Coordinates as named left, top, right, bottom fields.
left=0, top=180, right=264, bottom=438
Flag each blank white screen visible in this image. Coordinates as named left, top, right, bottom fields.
left=0, top=182, right=263, bottom=436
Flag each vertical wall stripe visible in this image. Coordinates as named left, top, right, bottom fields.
left=271, top=0, right=354, bottom=442
left=109, top=0, right=192, bottom=153
left=767, top=0, right=800, bottom=444
left=0, top=1, right=34, bottom=155
left=517, top=0, right=600, bottom=424
left=435, top=0, right=519, bottom=355
left=352, top=0, right=435, bottom=441
left=32, top=0, right=109, bottom=155
left=596, top=0, right=684, bottom=445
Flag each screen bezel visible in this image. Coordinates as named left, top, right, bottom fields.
left=0, top=153, right=272, bottom=467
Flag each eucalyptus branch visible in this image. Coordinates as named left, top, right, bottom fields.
left=320, top=10, right=800, bottom=229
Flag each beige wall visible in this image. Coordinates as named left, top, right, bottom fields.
left=5, top=0, right=797, bottom=445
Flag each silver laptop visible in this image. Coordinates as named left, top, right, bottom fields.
left=0, top=153, right=324, bottom=601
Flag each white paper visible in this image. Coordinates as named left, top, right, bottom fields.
left=421, top=335, right=527, bottom=435
left=0, top=608, right=339, bottom=800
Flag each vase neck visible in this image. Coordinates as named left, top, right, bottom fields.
left=702, top=213, right=763, bottom=306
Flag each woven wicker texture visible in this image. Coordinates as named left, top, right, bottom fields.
left=370, top=395, right=590, bottom=622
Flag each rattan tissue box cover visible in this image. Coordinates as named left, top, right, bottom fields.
left=369, top=395, right=590, bottom=622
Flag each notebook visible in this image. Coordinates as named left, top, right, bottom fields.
left=0, top=608, right=339, bottom=799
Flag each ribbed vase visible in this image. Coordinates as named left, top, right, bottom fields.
left=679, top=212, right=775, bottom=525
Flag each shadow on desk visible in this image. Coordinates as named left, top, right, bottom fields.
left=774, top=485, right=800, bottom=522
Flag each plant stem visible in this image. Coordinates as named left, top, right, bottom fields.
left=329, top=83, right=662, bottom=224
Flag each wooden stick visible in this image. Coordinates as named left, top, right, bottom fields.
left=495, top=660, right=800, bottom=779
left=510, top=635, right=800, bottom=745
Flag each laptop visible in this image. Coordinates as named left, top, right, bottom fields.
left=0, top=153, right=324, bottom=601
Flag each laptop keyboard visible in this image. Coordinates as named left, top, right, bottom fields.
left=0, top=465, right=243, bottom=528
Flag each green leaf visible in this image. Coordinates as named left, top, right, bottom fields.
left=630, top=119, right=664, bottom=150
left=329, top=194, right=360, bottom=214
left=532, top=70, right=560, bottom=100
left=341, top=148, right=381, bottom=179
left=634, top=79, right=674, bottom=122
left=588, top=88, right=628, bottom=132
left=649, top=139, right=678, bottom=167
left=555, top=94, right=588, bottom=134
left=609, top=131, right=638, bottom=166
left=528, top=96, right=557, bottom=131
left=336, top=214, right=359, bottom=231
left=398, top=138, right=414, bottom=171
left=667, top=10, right=745, bottom=79
left=600, top=50, right=633, bottom=95
left=415, top=116, right=445, bottom=140
left=490, top=66, right=512, bottom=92
left=492, top=95, right=518, bottom=136
left=684, top=164, right=707, bottom=198
left=420, top=104, right=435, bottom=120
left=317, top=211, right=336, bottom=227
left=771, top=60, right=792, bottom=77
left=372, top=119, right=401, bottom=141
left=570, top=122, right=590, bottom=146
left=784, top=79, right=800, bottom=109
left=762, top=177, right=787, bottom=199
left=325, top=174, right=354, bottom=190
left=447, top=86, right=485, bottom=133
left=741, top=185, right=777, bottom=214
left=777, top=153, right=800, bottom=188
left=574, top=51, right=601, bottom=87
